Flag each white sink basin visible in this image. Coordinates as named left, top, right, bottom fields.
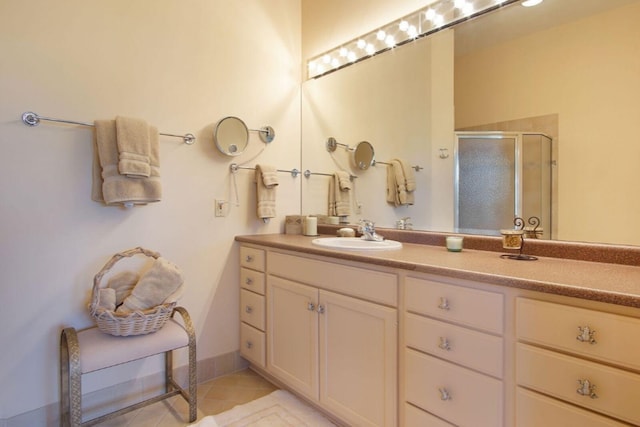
left=311, top=237, right=402, bottom=251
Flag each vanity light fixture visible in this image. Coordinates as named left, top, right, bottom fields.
left=521, top=0, right=543, bottom=7
left=307, top=0, right=520, bottom=79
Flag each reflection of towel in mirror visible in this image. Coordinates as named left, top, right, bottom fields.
left=116, top=257, right=184, bottom=313
left=255, top=164, right=278, bottom=220
left=116, top=116, right=151, bottom=178
left=329, top=171, right=351, bottom=216
left=386, top=159, right=415, bottom=206
left=92, top=119, right=161, bottom=206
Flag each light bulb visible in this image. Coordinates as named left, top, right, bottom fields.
left=462, top=2, right=474, bottom=14
left=433, top=14, right=444, bottom=27
left=322, top=54, right=331, bottom=64
left=521, top=0, right=543, bottom=6
left=365, top=43, right=375, bottom=55
left=407, top=25, right=418, bottom=38
left=385, top=35, right=395, bottom=47
left=376, top=30, right=386, bottom=40
left=308, top=61, right=317, bottom=71
left=357, top=39, right=366, bottom=49
left=399, top=20, right=409, bottom=32
left=347, top=51, right=357, bottom=62
left=425, top=8, right=436, bottom=20
left=331, top=58, right=339, bottom=68
left=339, top=47, right=348, bottom=57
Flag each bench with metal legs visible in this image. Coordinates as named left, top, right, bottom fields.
left=60, top=307, right=196, bottom=426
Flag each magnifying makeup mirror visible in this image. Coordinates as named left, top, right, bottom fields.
left=353, top=141, right=375, bottom=170
left=214, top=116, right=249, bottom=156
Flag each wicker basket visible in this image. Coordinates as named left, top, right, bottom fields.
left=89, top=247, right=177, bottom=336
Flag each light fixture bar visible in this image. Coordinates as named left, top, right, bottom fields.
left=307, top=0, right=520, bottom=79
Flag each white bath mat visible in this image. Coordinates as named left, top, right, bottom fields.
left=190, top=389, right=337, bottom=427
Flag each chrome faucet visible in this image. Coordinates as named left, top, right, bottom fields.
left=396, top=217, right=413, bottom=230
left=358, top=219, right=384, bottom=241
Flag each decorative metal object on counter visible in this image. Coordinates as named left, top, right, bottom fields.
left=500, top=217, right=540, bottom=261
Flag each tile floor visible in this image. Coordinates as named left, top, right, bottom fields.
left=93, top=369, right=278, bottom=427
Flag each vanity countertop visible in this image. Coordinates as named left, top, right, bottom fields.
left=236, top=233, right=640, bottom=308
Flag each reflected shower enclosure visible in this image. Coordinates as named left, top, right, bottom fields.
left=454, top=132, right=553, bottom=239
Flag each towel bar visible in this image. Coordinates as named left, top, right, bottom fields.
left=303, top=169, right=357, bottom=180
left=230, top=163, right=300, bottom=178
left=372, top=160, right=423, bottom=172
left=22, top=111, right=196, bottom=145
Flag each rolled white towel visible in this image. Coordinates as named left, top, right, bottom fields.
left=107, top=271, right=140, bottom=306
left=116, top=257, right=183, bottom=313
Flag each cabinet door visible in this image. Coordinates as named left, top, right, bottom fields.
left=267, top=276, right=319, bottom=400
left=319, top=290, right=398, bottom=427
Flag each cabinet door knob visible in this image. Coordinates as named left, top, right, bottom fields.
left=577, top=379, right=598, bottom=399
left=317, top=305, right=325, bottom=314
left=246, top=341, right=253, bottom=349
left=576, top=326, right=597, bottom=344
left=438, top=337, right=451, bottom=351
left=439, top=388, right=452, bottom=401
left=245, top=255, right=253, bottom=262
left=245, top=277, right=253, bottom=285
left=307, top=302, right=315, bottom=311
left=245, top=305, right=253, bottom=314
left=438, top=297, right=450, bottom=311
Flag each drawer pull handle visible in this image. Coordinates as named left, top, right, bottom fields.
left=438, top=297, right=450, bottom=311
left=245, top=305, right=253, bottom=314
left=438, top=337, right=451, bottom=351
left=245, top=255, right=254, bottom=263
left=307, top=302, right=315, bottom=311
left=317, top=305, right=325, bottom=314
left=577, top=326, right=597, bottom=344
left=439, top=388, right=452, bottom=401
left=577, top=379, right=598, bottom=399
left=246, top=341, right=253, bottom=349
left=245, top=277, right=253, bottom=285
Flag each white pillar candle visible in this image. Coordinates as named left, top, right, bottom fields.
left=446, top=236, right=464, bottom=252
left=304, top=216, right=318, bottom=236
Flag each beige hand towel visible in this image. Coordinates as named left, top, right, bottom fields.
left=329, top=172, right=351, bottom=216
left=395, top=159, right=416, bottom=192
left=386, top=163, right=400, bottom=206
left=96, top=288, right=116, bottom=311
left=336, top=170, right=352, bottom=191
left=94, top=120, right=161, bottom=206
left=117, top=257, right=183, bottom=313
left=255, top=164, right=278, bottom=220
left=106, top=271, right=140, bottom=306
left=116, top=116, right=151, bottom=178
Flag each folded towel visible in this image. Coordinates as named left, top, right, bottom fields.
left=106, top=271, right=140, bottom=306
left=116, top=257, right=184, bottom=313
left=96, top=288, right=116, bottom=311
left=336, top=170, right=352, bottom=191
left=387, top=160, right=415, bottom=206
left=93, top=120, right=161, bottom=206
left=116, top=116, right=151, bottom=178
left=329, top=172, right=351, bottom=216
left=255, top=164, right=278, bottom=220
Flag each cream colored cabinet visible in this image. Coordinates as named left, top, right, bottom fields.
left=239, top=246, right=266, bottom=367
left=266, top=252, right=398, bottom=427
left=516, top=297, right=640, bottom=426
left=403, top=275, right=505, bottom=427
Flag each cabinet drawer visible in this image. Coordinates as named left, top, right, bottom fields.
left=240, top=289, right=265, bottom=331
left=240, top=246, right=265, bottom=271
left=516, top=343, right=640, bottom=425
left=404, top=403, right=454, bottom=427
left=405, top=349, right=503, bottom=427
left=241, top=267, right=265, bottom=295
left=516, top=387, right=629, bottom=427
left=405, top=277, right=503, bottom=334
left=516, top=297, right=640, bottom=371
left=269, top=252, right=397, bottom=306
left=405, top=313, right=503, bottom=378
left=240, top=323, right=265, bottom=367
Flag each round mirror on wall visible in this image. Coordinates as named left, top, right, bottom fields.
left=213, top=116, right=249, bottom=156
left=353, top=141, right=375, bottom=170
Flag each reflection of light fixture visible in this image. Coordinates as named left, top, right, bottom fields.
left=521, top=0, right=543, bottom=6
left=307, top=0, right=520, bottom=79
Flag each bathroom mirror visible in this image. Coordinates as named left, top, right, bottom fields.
left=353, top=141, right=375, bottom=170
left=301, top=0, right=640, bottom=246
left=213, top=116, right=249, bottom=156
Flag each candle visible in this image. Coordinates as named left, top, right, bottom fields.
left=446, top=236, right=464, bottom=252
left=304, top=216, right=318, bottom=236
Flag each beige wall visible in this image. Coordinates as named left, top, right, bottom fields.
left=455, top=2, right=640, bottom=244
left=0, top=0, right=300, bottom=419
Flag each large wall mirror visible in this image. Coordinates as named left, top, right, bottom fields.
left=301, top=0, right=640, bottom=246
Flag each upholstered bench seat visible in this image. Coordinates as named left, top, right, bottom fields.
left=60, top=306, right=196, bottom=427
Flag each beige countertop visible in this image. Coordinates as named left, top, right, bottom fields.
left=236, top=233, right=640, bottom=308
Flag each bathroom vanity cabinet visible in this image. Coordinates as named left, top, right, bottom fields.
left=236, top=235, right=640, bottom=427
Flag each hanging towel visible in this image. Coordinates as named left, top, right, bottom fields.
left=116, top=257, right=184, bottom=313
left=255, top=164, right=278, bottom=221
left=386, top=159, right=415, bottom=206
left=116, top=116, right=151, bottom=178
left=329, top=171, right=351, bottom=216
left=93, top=120, right=162, bottom=206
